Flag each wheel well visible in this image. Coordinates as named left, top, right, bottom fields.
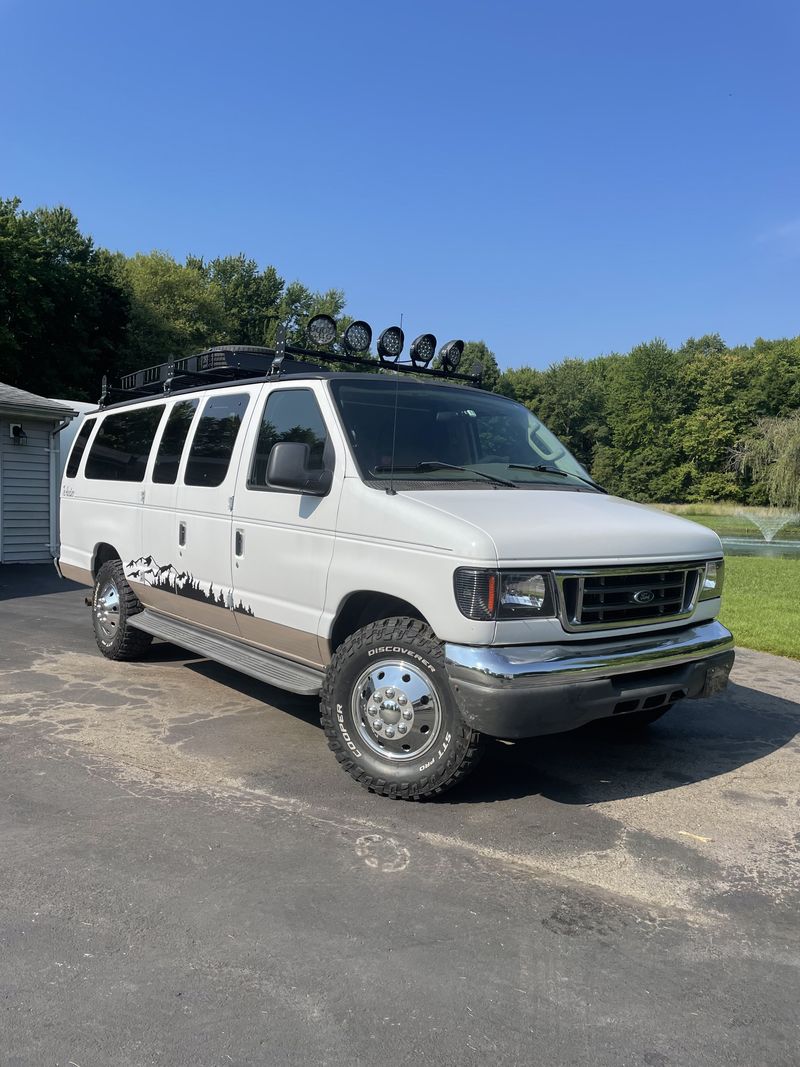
left=92, top=543, right=121, bottom=578
left=330, top=592, right=429, bottom=652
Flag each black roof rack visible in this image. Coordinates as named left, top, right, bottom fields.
left=99, top=329, right=482, bottom=408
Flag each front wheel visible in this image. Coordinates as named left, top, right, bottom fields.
left=320, top=617, right=485, bottom=800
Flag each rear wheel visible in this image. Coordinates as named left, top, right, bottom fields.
left=92, top=559, right=153, bottom=661
left=320, top=617, right=485, bottom=799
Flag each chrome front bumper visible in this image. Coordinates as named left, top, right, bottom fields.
left=444, top=620, right=735, bottom=738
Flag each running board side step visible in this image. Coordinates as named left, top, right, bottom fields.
left=129, top=609, right=325, bottom=696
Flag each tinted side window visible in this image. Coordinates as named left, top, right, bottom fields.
left=152, top=400, right=199, bottom=484
left=248, top=389, right=329, bottom=489
left=65, top=417, right=96, bottom=478
left=184, top=394, right=250, bottom=487
left=85, top=406, right=165, bottom=482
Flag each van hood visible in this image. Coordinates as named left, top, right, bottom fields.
left=401, top=488, right=722, bottom=565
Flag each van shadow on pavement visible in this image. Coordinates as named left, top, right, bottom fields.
left=185, top=658, right=324, bottom=730
left=185, top=657, right=799, bottom=807
left=445, top=680, right=799, bottom=805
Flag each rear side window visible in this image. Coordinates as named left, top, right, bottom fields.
left=65, top=417, right=96, bottom=478
left=85, top=406, right=165, bottom=482
left=184, top=393, right=250, bottom=487
left=248, top=389, right=330, bottom=489
left=152, top=399, right=198, bottom=484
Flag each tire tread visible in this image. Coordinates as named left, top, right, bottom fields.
left=93, top=559, right=153, bottom=661
left=320, top=616, right=484, bottom=800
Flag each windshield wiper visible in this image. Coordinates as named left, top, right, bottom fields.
left=371, top=461, right=518, bottom=488
left=507, top=463, right=608, bottom=494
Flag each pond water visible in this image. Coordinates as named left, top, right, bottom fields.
left=720, top=537, right=800, bottom=559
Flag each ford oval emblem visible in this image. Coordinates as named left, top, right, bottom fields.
left=633, top=589, right=655, bottom=604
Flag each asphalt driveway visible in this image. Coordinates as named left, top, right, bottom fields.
left=1, top=564, right=798, bottom=1066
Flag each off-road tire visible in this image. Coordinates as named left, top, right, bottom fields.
left=92, top=559, right=153, bottom=661
left=320, top=617, right=485, bottom=800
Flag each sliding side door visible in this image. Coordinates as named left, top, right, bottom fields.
left=137, top=388, right=256, bottom=637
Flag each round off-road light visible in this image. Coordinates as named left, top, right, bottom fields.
left=410, top=333, right=437, bottom=367
left=343, top=319, right=372, bottom=353
left=438, top=339, right=464, bottom=372
left=377, top=326, right=405, bottom=362
left=307, top=314, right=337, bottom=347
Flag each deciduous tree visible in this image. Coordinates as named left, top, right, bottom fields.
left=731, top=412, right=800, bottom=508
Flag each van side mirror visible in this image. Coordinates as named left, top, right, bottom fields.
left=266, top=441, right=333, bottom=496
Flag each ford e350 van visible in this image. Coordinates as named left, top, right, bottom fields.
left=58, top=329, right=734, bottom=799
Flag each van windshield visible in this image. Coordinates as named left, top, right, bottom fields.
left=329, top=378, right=597, bottom=490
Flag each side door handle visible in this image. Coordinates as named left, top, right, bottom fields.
left=178, top=521, right=187, bottom=547
left=235, top=529, right=244, bottom=558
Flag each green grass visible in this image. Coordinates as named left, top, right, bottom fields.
left=719, top=557, right=800, bottom=659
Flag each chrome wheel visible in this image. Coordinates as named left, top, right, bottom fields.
left=94, top=579, right=120, bottom=641
left=352, top=660, right=442, bottom=762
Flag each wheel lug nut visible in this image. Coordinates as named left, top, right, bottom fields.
left=372, top=719, right=382, bottom=731
left=397, top=723, right=407, bottom=734
left=385, top=688, right=395, bottom=698
left=384, top=726, right=395, bottom=738
left=402, top=709, right=413, bottom=720
left=398, top=695, right=407, bottom=705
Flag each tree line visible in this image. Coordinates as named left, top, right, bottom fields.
left=0, top=197, right=346, bottom=400
left=1, top=197, right=798, bottom=505
left=494, top=335, right=800, bottom=507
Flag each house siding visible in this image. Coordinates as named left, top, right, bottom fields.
left=0, top=419, right=55, bottom=562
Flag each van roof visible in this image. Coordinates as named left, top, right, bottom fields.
left=96, top=367, right=478, bottom=413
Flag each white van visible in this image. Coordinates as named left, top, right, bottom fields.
left=58, top=335, right=734, bottom=799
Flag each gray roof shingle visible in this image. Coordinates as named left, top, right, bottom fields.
left=0, top=382, right=79, bottom=418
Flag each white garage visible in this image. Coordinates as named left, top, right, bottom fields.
left=0, top=383, right=77, bottom=564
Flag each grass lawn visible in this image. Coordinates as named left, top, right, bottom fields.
left=720, top=557, right=800, bottom=660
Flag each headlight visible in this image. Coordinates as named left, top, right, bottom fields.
left=499, top=572, right=551, bottom=616
left=454, top=568, right=555, bottom=620
left=699, top=559, right=725, bottom=601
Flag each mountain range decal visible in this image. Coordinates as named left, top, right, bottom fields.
left=125, top=555, right=254, bottom=616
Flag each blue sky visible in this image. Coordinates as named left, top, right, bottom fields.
left=3, top=0, right=799, bottom=369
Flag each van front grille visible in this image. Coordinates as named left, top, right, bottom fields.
left=556, top=565, right=703, bottom=631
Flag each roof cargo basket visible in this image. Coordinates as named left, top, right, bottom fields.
left=118, top=346, right=294, bottom=393
left=100, top=317, right=482, bottom=407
